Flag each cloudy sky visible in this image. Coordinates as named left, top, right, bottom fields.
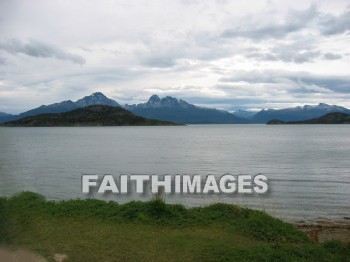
left=0, top=0, right=349, bottom=113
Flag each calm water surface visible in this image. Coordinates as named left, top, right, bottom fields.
left=0, top=125, right=349, bottom=222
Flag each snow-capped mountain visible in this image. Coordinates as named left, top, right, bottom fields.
left=2, top=92, right=349, bottom=125
left=19, top=92, right=121, bottom=118
left=233, top=110, right=258, bottom=120
left=252, top=103, right=350, bottom=123
left=124, top=95, right=250, bottom=124
left=75, top=92, right=120, bottom=108
left=0, top=92, right=121, bottom=123
left=125, top=95, right=194, bottom=110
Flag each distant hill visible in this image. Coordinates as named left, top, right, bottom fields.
left=2, top=105, right=177, bottom=127
left=252, top=103, right=350, bottom=123
left=267, top=112, right=350, bottom=125
left=233, top=109, right=258, bottom=119
left=124, top=95, right=250, bottom=124
left=0, top=112, right=14, bottom=123
left=19, top=92, right=121, bottom=118
left=0, top=92, right=121, bottom=124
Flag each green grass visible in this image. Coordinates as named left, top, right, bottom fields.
left=0, top=192, right=349, bottom=261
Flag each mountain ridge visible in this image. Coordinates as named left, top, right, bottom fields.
left=267, top=112, right=350, bottom=125
left=20, top=92, right=121, bottom=118
left=124, top=94, right=250, bottom=124
left=0, top=92, right=121, bottom=123
left=1, top=92, right=350, bottom=124
left=125, top=94, right=195, bottom=110
left=0, top=112, right=11, bottom=117
left=235, top=103, right=350, bottom=123
left=0, top=112, right=14, bottom=124
left=2, top=105, right=177, bottom=127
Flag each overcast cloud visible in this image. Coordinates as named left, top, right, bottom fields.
left=0, top=39, right=85, bottom=64
left=0, top=0, right=349, bottom=113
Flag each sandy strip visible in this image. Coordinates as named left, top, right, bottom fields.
left=0, top=248, right=46, bottom=262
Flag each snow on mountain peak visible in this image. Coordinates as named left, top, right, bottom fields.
left=148, top=95, right=161, bottom=104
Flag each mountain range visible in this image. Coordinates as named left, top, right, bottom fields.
left=0, top=93, right=249, bottom=124
left=235, top=103, right=350, bottom=123
left=0, top=112, right=14, bottom=123
left=2, top=105, right=176, bottom=127
left=1, top=92, right=350, bottom=124
left=124, top=95, right=249, bottom=124
left=0, top=92, right=121, bottom=124
left=267, top=112, right=350, bottom=125
left=20, top=92, right=120, bottom=117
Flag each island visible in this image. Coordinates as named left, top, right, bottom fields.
left=267, top=112, right=350, bottom=125
left=1, top=105, right=178, bottom=127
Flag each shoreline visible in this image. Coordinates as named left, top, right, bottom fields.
left=1, top=192, right=349, bottom=243
left=1, top=192, right=348, bottom=261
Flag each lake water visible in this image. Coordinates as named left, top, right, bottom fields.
left=0, top=125, right=349, bottom=222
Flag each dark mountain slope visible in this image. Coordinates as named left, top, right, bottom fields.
left=0, top=112, right=14, bottom=123
left=125, top=95, right=250, bottom=124
left=253, top=103, right=350, bottom=123
left=19, top=92, right=121, bottom=118
left=267, top=112, right=350, bottom=125
left=2, top=105, right=177, bottom=127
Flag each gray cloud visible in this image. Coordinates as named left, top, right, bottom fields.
left=220, top=69, right=350, bottom=93
left=222, top=4, right=318, bottom=39
left=271, top=42, right=321, bottom=64
left=186, top=95, right=265, bottom=107
left=247, top=49, right=321, bottom=63
left=291, top=75, right=350, bottom=93
left=245, top=41, right=345, bottom=63
left=222, top=4, right=350, bottom=40
left=324, top=52, right=342, bottom=60
left=281, top=50, right=320, bottom=63
left=134, top=5, right=329, bottom=69
left=0, top=57, right=6, bottom=65
left=0, top=0, right=349, bottom=112
left=141, top=56, right=177, bottom=68
left=319, top=8, right=350, bottom=35
left=0, top=39, right=85, bottom=64
left=269, top=41, right=321, bottom=63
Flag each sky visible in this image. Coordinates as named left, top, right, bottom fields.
left=0, top=0, right=350, bottom=114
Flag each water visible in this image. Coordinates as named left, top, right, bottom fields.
left=0, top=125, right=349, bottom=222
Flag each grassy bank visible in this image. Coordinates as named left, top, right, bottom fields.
left=0, top=192, right=349, bottom=261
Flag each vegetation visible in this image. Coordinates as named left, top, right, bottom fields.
left=0, top=192, right=349, bottom=261
left=1, top=105, right=178, bottom=127
left=267, top=112, right=350, bottom=125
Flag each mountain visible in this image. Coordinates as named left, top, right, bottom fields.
left=267, top=112, right=350, bottom=125
left=0, top=112, right=14, bottom=123
left=252, top=103, right=350, bottom=123
left=74, top=92, right=120, bottom=108
left=233, top=109, right=258, bottom=120
left=2, top=105, right=177, bottom=127
left=3, top=92, right=350, bottom=125
left=0, top=112, right=10, bottom=117
left=19, top=92, right=120, bottom=118
left=124, top=95, right=250, bottom=124
left=0, top=92, right=121, bottom=124
left=18, top=100, right=78, bottom=118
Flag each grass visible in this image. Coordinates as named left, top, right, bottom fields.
left=0, top=192, right=349, bottom=261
